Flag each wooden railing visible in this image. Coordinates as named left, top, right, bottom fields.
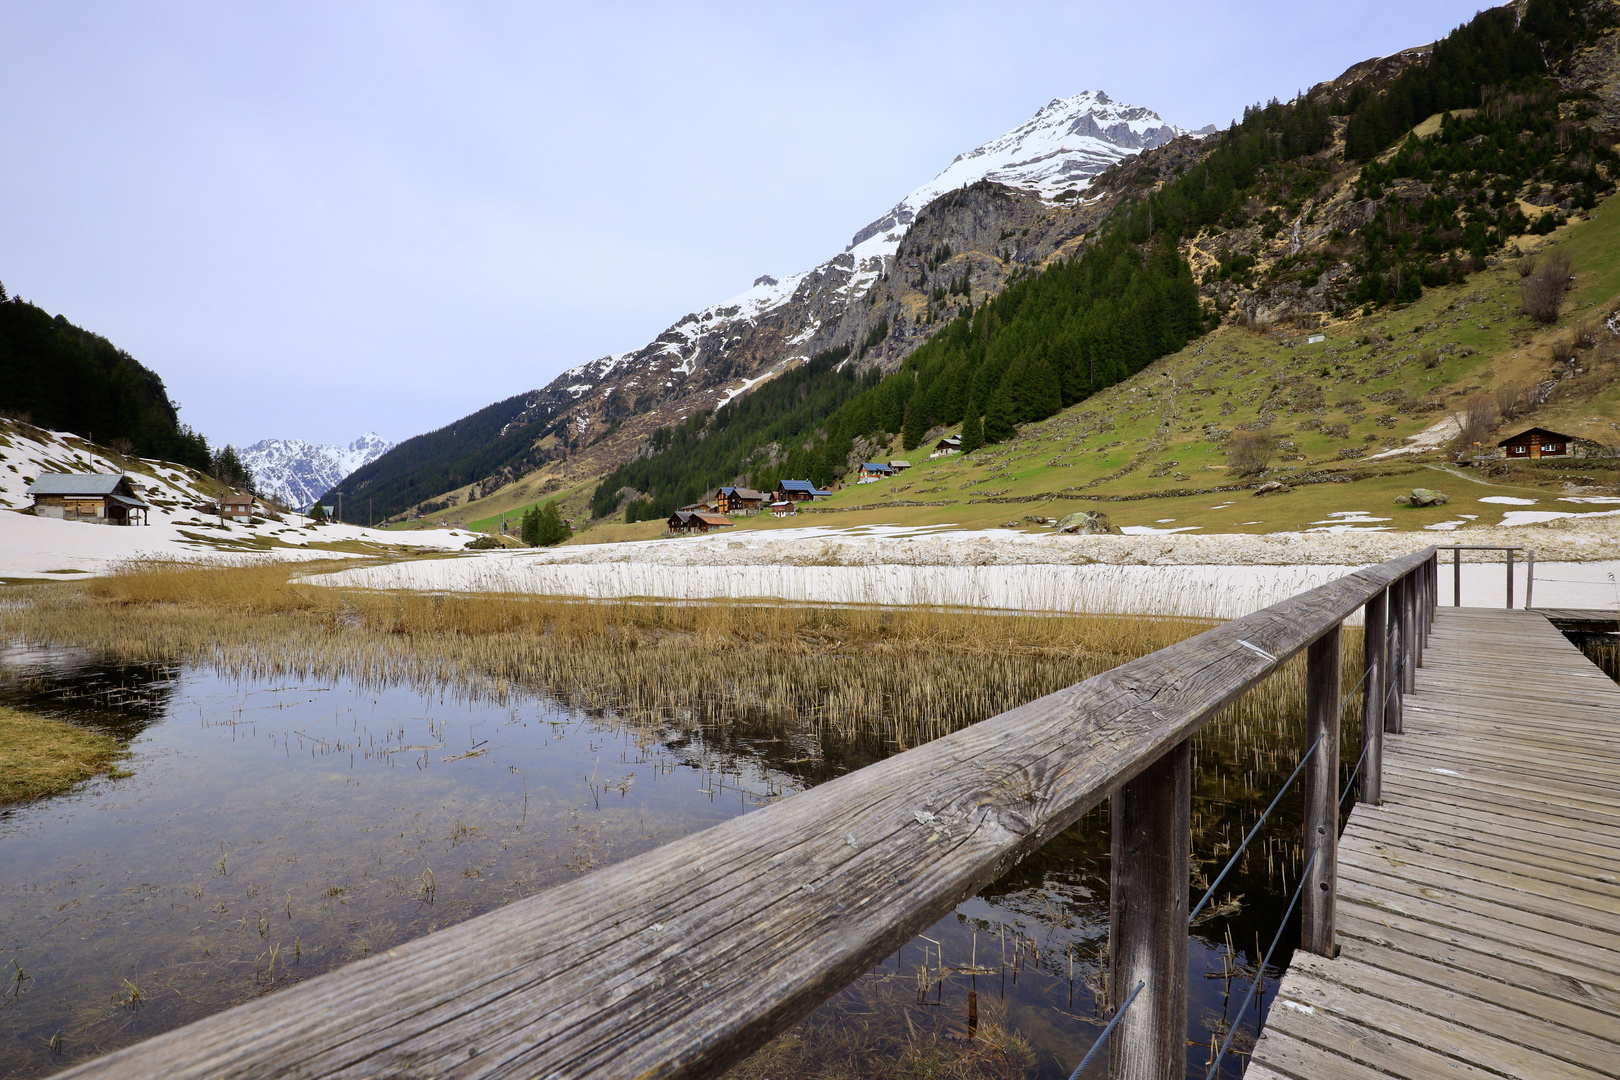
left=58, top=548, right=1439, bottom=1080
left=1435, top=544, right=1532, bottom=608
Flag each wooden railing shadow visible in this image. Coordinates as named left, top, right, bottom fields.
left=58, top=549, right=1440, bottom=1080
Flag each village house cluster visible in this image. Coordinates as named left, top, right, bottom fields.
left=666, top=479, right=831, bottom=534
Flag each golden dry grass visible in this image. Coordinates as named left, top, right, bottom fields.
left=0, top=560, right=1217, bottom=745
left=0, top=705, right=124, bottom=804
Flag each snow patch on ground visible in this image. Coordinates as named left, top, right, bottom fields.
left=1366, top=414, right=1461, bottom=459
left=0, top=423, right=477, bottom=579
left=300, top=521, right=1620, bottom=618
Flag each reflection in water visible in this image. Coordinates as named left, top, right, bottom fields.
left=0, top=650, right=1317, bottom=1079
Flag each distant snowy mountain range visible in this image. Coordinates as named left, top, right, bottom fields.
left=241, top=433, right=393, bottom=509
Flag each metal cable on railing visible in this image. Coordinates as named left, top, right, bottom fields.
left=1340, top=739, right=1371, bottom=807
left=1203, top=850, right=1320, bottom=1080
left=1189, top=733, right=1322, bottom=926
left=1065, top=979, right=1145, bottom=1080
left=1190, top=619, right=1390, bottom=928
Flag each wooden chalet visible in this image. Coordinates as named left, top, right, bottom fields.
left=773, top=480, right=830, bottom=503
left=25, top=473, right=150, bottom=525
left=769, top=500, right=796, bottom=518
left=221, top=493, right=255, bottom=521
left=715, top=486, right=766, bottom=515
left=931, top=435, right=961, bottom=458
left=857, top=462, right=893, bottom=482
left=888, top=460, right=911, bottom=472
left=667, top=510, right=735, bottom=534
left=1498, top=427, right=1573, bottom=459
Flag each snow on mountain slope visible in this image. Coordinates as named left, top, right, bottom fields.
left=337, top=90, right=1205, bottom=517
left=844, top=91, right=1201, bottom=267
left=242, top=433, right=394, bottom=509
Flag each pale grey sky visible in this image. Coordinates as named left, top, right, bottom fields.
left=0, top=1, right=1485, bottom=448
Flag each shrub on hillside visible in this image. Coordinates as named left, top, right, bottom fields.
left=1452, top=394, right=1499, bottom=459
left=1226, top=432, right=1276, bottom=476
left=1522, top=249, right=1574, bottom=324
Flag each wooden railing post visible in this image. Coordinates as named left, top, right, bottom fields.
left=1413, top=566, right=1426, bottom=670
left=1507, top=549, right=1516, bottom=609
left=1302, top=625, right=1342, bottom=956
left=1454, top=548, right=1462, bottom=607
left=1361, top=591, right=1386, bottom=806
left=1385, top=577, right=1404, bottom=735
left=1402, top=574, right=1416, bottom=695
left=1109, top=739, right=1190, bottom=1080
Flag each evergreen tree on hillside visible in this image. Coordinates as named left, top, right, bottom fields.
left=982, top=393, right=1015, bottom=445
left=520, top=505, right=541, bottom=547
left=535, top=500, right=570, bottom=546
left=211, top=445, right=255, bottom=494
left=960, top=408, right=984, bottom=454
left=902, top=399, right=926, bottom=451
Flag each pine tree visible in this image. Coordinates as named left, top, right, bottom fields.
left=901, top=399, right=926, bottom=451
left=982, top=391, right=1015, bottom=444
left=520, top=505, right=541, bottom=546
left=960, top=408, right=984, bottom=454
left=310, top=502, right=327, bottom=522
left=536, top=500, right=571, bottom=546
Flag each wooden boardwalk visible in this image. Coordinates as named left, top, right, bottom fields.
left=1249, top=607, right=1620, bottom=1079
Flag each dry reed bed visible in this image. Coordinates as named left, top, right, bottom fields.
left=0, top=561, right=1225, bottom=745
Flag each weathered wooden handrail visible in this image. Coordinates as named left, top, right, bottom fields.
left=58, top=548, right=1438, bottom=1080
left=1436, top=544, right=1532, bottom=608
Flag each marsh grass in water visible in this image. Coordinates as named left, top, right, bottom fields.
left=0, top=561, right=1370, bottom=1079
left=0, top=704, right=126, bottom=803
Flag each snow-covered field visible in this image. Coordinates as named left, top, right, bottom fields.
left=0, top=422, right=477, bottom=579
left=304, top=522, right=1620, bottom=620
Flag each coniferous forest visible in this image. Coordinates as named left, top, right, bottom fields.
left=0, top=287, right=211, bottom=469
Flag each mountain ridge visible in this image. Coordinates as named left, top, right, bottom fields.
left=330, top=91, right=1203, bottom=522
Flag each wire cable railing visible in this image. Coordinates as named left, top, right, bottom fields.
left=1065, top=979, right=1145, bottom=1080
left=1204, top=850, right=1320, bottom=1080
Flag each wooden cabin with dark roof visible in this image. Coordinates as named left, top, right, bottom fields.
left=1498, top=427, right=1573, bottom=459
left=773, top=480, right=830, bottom=503
left=25, top=473, right=150, bottom=525
left=715, top=487, right=766, bottom=515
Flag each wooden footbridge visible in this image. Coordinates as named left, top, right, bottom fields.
left=1248, top=604, right=1620, bottom=1080
left=55, top=547, right=1620, bottom=1079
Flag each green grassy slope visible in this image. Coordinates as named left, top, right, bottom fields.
left=702, top=198, right=1620, bottom=538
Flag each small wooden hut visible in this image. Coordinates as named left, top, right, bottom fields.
left=25, top=473, right=150, bottom=525
left=1498, top=427, right=1573, bottom=459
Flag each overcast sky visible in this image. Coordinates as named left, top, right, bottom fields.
left=1, top=1, right=1486, bottom=449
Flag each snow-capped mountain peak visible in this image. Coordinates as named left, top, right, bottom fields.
left=843, top=91, right=1196, bottom=265
left=241, top=433, right=394, bottom=509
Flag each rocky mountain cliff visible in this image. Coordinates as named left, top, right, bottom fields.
left=335, top=92, right=1210, bottom=521
left=243, top=433, right=392, bottom=509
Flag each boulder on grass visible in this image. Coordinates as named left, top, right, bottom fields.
left=1056, top=510, right=1122, bottom=535
left=1253, top=481, right=1290, bottom=496
left=1407, top=488, right=1449, bottom=507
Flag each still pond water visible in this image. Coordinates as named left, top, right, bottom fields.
left=1, top=648, right=1329, bottom=1078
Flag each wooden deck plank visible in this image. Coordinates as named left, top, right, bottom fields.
left=1250, top=607, right=1620, bottom=1079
